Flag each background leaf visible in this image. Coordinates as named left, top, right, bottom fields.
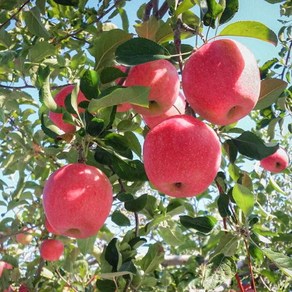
left=219, top=21, right=278, bottom=45
left=180, top=215, right=217, bottom=234
left=232, top=183, right=254, bottom=217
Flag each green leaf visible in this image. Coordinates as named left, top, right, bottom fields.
left=80, top=69, right=100, bottom=100
left=38, top=67, right=58, bottom=111
left=112, top=157, right=148, bottom=181
left=88, top=86, right=150, bottom=114
left=255, top=78, right=288, bottom=110
left=159, top=226, right=184, bottom=246
left=219, top=0, right=239, bottom=24
left=91, top=29, right=131, bottom=71
left=203, top=254, right=236, bottom=290
left=262, top=248, right=292, bottom=277
left=28, top=41, right=56, bottom=62
left=100, top=67, right=127, bottom=84
left=268, top=177, right=286, bottom=195
left=232, top=183, right=254, bottom=217
left=175, top=0, right=197, bottom=16
left=217, top=194, right=231, bottom=217
left=105, top=238, right=122, bottom=272
left=212, top=232, right=239, bottom=257
left=219, top=21, right=278, bottom=46
left=124, top=131, right=142, bottom=158
left=135, top=16, right=161, bottom=41
left=180, top=215, right=217, bottom=234
left=53, top=0, right=79, bottom=6
left=111, top=210, right=131, bottom=227
left=96, top=279, right=116, bottom=292
left=140, top=243, right=164, bottom=273
left=203, top=0, right=224, bottom=28
left=115, top=38, right=170, bottom=65
left=125, top=194, right=148, bottom=212
left=23, top=7, right=50, bottom=39
left=77, top=235, right=96, bottom=255
left=260, top=58, right=278, bottom=79
left=232, top=131, right=279, bottom=160
left=41, top=114, right=63, bottom=139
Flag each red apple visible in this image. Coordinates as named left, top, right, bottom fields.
left=143, top=115, right=221, bottom=197
left=49, top=85, right=87, bottom=133
left=0, top=261, right=13, bottom=277
left=182, top=39, right=261, bottom=125
left=40, top=239, right=64, bottom=261
left=19, top=284, right=29, bottom=292
left=143, top=92, right=186, bottom=128
left=260, top=147, right=289, bottom=173
left=43, top=163, right=113, bottom=238
left=16, top=228, right=33, bottom=245
left=45, top=217, right=60, bottom=235
left=124, top=59, right=180, bottom=116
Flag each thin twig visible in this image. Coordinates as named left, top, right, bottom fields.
left=155, top=1, right=169, bottom=19
left=134, top=212, right=139, bottom=237
left=52, top=0, right=123, bottom=45
left=143, top=0, right=154, bottom=21
left=244, top=238, right=257, bottom=292
left=235, top=273, right=245, bottom=292
left=281, top=40, right=292, bottom=80
left=0, top=0, right=30, bottom=31
left=56, top=269, right=79, bottom=292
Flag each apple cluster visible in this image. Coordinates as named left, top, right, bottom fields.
left=40, top=38, right=289, bottom=260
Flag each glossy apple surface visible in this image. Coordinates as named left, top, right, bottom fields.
left=40, top=239, right=64, bottom=261
left=49, top=85, right=87, bottom=133
left=45, top=217, right=60, bottom=235
left=182, top=39, right=261, bottom=125
left=43, top=163, right=113, bottom=238
left=143, top=92, right=186, bottom=128
left=124, top=59, right=180, bottom=116
left=143, top=115, right=221, bottom=197
left=260, top=147, right=289, bottom=173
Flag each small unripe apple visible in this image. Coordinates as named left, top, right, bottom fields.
left=124, top=59, right=180, bottom=116
left=182, top=39, right=261, bottom=125
left=49, top=85, right=87, bottom=133
left=16, top=228, right=33, bottom=245
left=43, top=163, right=113, bottom=238
left=0, top=261, right=13, bottom=277
left=40, top=239, right=64, bottom=261
left=143, top=92, right=186, bottom=128
left=260, top=147, right=289, bottom=173
left=143, top=115, right=221, bottom=197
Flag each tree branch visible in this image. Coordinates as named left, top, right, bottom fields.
left=281, top=39, right=292, bottom=80
left=0, top=0, right=30, bottom=31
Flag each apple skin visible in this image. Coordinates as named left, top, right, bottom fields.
left=143, top=92, right=186, bottom=128
left=43, top=163, right=113, bottom=239
left=16, top=228, right=33, bottom=245
left=182, top=39, right=261, bottom=125
left=19, top=284, right=29, bottom=292
left=40, top=239, right=64, bottom=261
left=45, top=217, right=60, bottom=235
left=0, top=261, right=13, bottom=277
left=49, top=85, right=87, bottom=133
left=124, top=60, right=180, bottom=116
left=260, top=147, right=289, bottom=173
left=143, top=115, right=221, bottom=197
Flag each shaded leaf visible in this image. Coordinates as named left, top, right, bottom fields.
left=125, top=194, right=148, bottom=212
left=96, top=279, right=116, bottom=292
left=232, top=131, right=279, bottom=160
left=80, top=69, right=100, bottom=100
left=180, top=215, right=217, bottom=234
left=212, top=232, right=239, bottom=257
left=111, top=210, right=131, bottom=227
left=255, top=78, right=288, bottom=110
left=217, top=194, right=231, bottom=217
left=100, top=67, right=127, bottom=84
left=219, top=21, right=278, bottom=46
left=135, top=16, right=160, bottom=41
left=219, top=0, right=239, bottom=24
left=77, top=235, right=96, bottom=255
left=203, top=0, right=224, bottom=28
left=115, top=37, right=170, bottom=65
left=105, top=238, right=122, bottom=272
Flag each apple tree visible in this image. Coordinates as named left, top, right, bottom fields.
left=0, top=0, right=291, bottom=291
